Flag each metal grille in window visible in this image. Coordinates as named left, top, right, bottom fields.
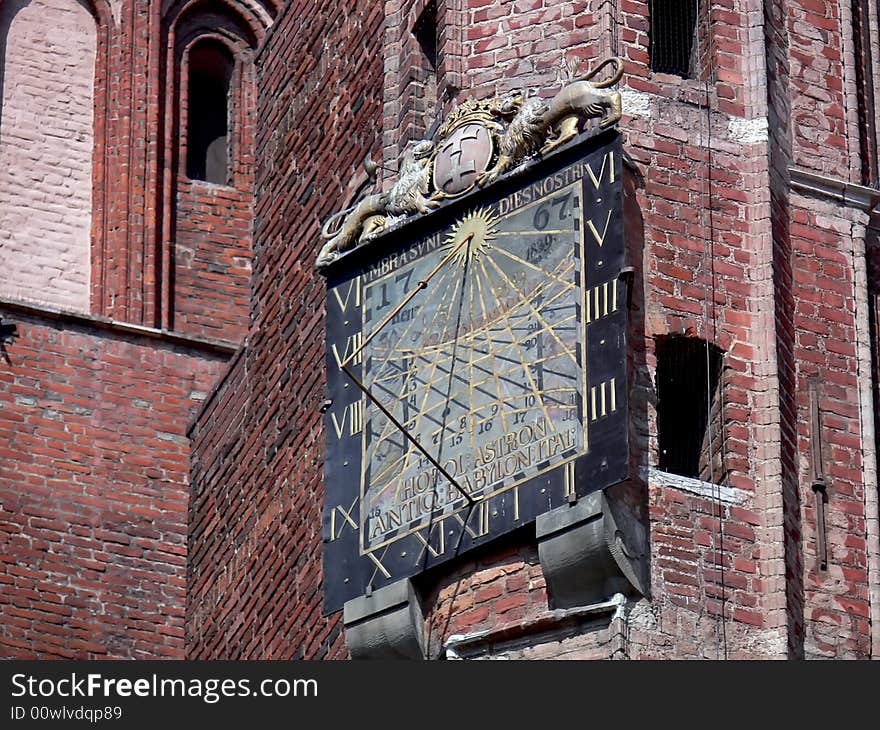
left=650, top=0, right=699, bottom=78
left=656, top=336, right=724, bottom=480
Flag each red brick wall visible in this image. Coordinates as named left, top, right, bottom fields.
left=0, top=0, right=97, bottom=313
left=0, top=306, right=230, bottom=658
left=0, top=0, right=267, bottom=659
left=186, top=0, right=386, bottom=659
left=187, top=1, right=879, bottom=659
left=172, top=182, right=252, bottom=344
left=765, top=0, right=877, bottom=658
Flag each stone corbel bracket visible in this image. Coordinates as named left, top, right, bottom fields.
left=343, top=579, right=425, bottom=660
left=536, top=489, right=648, bottom=609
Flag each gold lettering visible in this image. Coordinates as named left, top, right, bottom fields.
left=585, top=279, right=620, bottom=323
left=331, top=277, right=361, bottom=313
left=564, top=460, right=576, bottom=497
left=587, top=209, right=613, bottom=247
left=366, top=550, right=391, bottom=579
left=586, top=152, right=615, bottom=190
left=331, top=501, right=359, bottom=541
left=330, top=400, right=364, bottom=439
left=590, top=378, right=618, bottom=420
left=331, top=332, right=363, bottom=367
left=368, top=514, right=386, bottom=540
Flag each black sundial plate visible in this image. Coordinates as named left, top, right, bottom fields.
left=322, top=131, right=628, bottom=613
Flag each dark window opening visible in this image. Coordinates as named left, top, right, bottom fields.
left=414, top=0, right=438, bottom=71
left=407, top=0, right=440, bottom=140
left=852, top=0, right=879, bottom=186
left=649, top=0, right=699, bottom=78
left=186, top=40, right=234, bottom=184
left=656, top=335, right=724, bottom=480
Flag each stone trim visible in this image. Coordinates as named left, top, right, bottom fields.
left=0, top=298, right=239, bottom=356
left=644, top=466, right=750, bottom=505
left=344, top=580, right=426, bottom=660
left=789, top=167, right=880, bottom=213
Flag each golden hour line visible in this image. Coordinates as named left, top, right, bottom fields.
left=364, top=250, right=463, bottom=371
left=367, top=392, right=582, bottom=496
left=467, top=263, right=479, bottom=454
left=472, top=258, right=578, bottom=330
left=477, top=256, right=555, bottom=431
left=407, top=335, right=578, bottom=404
left=384, top=292, right=576, bottom=360
left=401, top=327, right=579, bottom=403
left=386, top=292, right=575, bottom=355
left=389, top=260, right=472, bottom=503
left=473, top=268, right=511, bottom=433
left=364, top=226, right=582, bottom=498
left=366, top=546, right=392, bottom=580
left=364, top=264, right=463, bottom=459
left=397, top=354, right=577, bottom=427
left=489, top=246, right=578, bottom=292
left=368, top=355, right=580, bottom=488
left=416, top=332, right=577, bottom=385
left=483, top=254, right=578, bottom=368
left=390, top=303, right=577, bottom=361
left=380, top=255, right=576, bottom=355
left=393, top=313, right=577, bottom=365
left=393, top=263, right=578, bottom=353
left=491, top=228, right=573, bottom=236
left=370, top=272, right=467, bottom=495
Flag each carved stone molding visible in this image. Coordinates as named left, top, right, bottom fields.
left=343, top=579, right=426, bottom=660
left=316, top=56, right=626, bottom=271
left=536, top=489, right=647, bottom=610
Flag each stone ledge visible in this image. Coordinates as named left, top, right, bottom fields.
left=344, top=579, right=425, bottom=660
left=643, top=466, right=750, bottom=505
left=0, top=297, right=240, bottom=357
left=789, top=167, right=880, bottom=213
left=536, top=490, right=648, bottom=610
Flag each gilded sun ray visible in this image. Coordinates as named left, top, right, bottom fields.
left=443, top=207, right=500, bottom=266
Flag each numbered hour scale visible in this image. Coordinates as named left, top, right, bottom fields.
left=322, top=133, right=628, bottom=612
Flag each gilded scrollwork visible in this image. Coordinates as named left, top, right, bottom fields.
left=316, top=140, right=436, bottom=270
left=316, top=56, right=625, bottom=272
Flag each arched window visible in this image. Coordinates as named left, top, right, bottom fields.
left=0, top=0, right=97, bottom=313
left=186, top=39, right=234, bottom=184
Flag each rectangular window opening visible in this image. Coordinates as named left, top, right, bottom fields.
left=649, top=0, right=700, bottom=78
left=414, top=0, right=438, bottom=71
left=656, top=335, right=724, bottom=480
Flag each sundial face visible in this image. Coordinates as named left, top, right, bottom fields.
left=322, top=133, right=628, bottom=612
left=361, top=193, right=584, bottom=550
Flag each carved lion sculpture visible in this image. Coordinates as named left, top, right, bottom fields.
left=477, top=57, right=625, bottom=186
left=316, top=140, right=436, bottom=270
left=385, top=139, right=436, bottom=217
left=476, top=91, right=549, bottom=187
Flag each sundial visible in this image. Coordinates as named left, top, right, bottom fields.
left=318, top=76, right=629, bottom=612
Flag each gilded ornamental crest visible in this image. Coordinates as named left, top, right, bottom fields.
left=432, top=99, right=502, bottom=198
left=316, top=56, right=625, bottom=271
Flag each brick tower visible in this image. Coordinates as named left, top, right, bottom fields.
left=0, top=0, right=277, bottom=658
left=186, top=1, right=880, bottom=660
left=2, top=1, right=879, bottom=661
